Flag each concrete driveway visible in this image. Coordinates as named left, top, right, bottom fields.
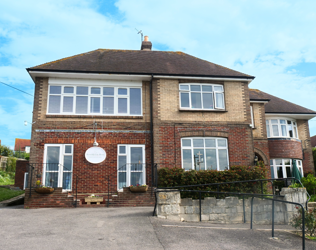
left=1, top=206, right=315, bottom=250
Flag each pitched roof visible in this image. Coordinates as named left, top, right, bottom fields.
left=27, top=49, right=254, bottom=79
left=14, top=139, right=31, bottom=152
left=249, top=89, right=316, bottom=114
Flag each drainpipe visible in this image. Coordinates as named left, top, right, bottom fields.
left=150, top=74, right=154, bottom=186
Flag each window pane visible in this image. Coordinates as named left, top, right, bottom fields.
left=48, top=95, right=61, bottom=113
left=205, top=139, right=216, bottom=147
left=65, top=145, right=72, bottom=154
left=275, top=159, right=282, bottom=165
left=194, top=149, right=205, bottom=170
left=63, top=156, right=72, bottom=171
left=281, top=125, right=287, bottom=136
left=286, top=167, right=292, bottom=177
left=287, top=121, right=293, bottom=137
left=180, top=93, right=190, bottom=108
left=130, top=88, right=141, bottom=115
left=76, top=96, right=88, bottom=114
left=277, top=167, right=283, bottom=178
left=46, top=147, right=60, bottom=165
left=90, top=97, right=100, bottom=113
left=118, top=156, right=126, bottom=170
left=294, top=127, right=298, bottom=138
left=182, top=149, right=192, bottom=170
left=118, top=172, right=126, bottom=189
left=272, top=125, right=279, bottom=136
left=191, top=93, right=202, bottom=108
left=191, top=85, right=200, bottom=91
left=193, top=139, right=204, bottom=147
left=270, top=167, right=274, bottom=178
left=202, top=93, right=214, bottom=109
left=63, top=97, right=73, bottom=112
left=45, top=172, right=58, bottom=188
left=214, top=86, right=223, bottom=91
left=182, top=139, right=191, bottom=147
left=103, top=87, right=114, bottom=95
left=131, top=173, right=143, bottom=185
left=270, top=159, right=273, bottom=165
left=50, top=86, right=61, bottom=94
left=271, top=119, right=278, bottom=124
left=91, top=87, right=100, bottom=94
left=119, top=146, right=126, bottom=154
left=202, top=85, right=212, bottom=92
left=284, top=159, right=290, bottom=165
left=64, top=87, right=74, bottom=93
left=62, top=173, right=72, bottom=190
left=103, top=97, right=114, bottom=114
left=215, top=93, right=224, bottom=108
left=206, top=149, right=217, bottom=170
left=118, top=98, right=127, bottom=114
left=218, top=149, right=228, bottom=170
left=266, top=123, right=270, bottom=137
left=280, top=120, right=286, bottom=124
left=217, top=139, right=227, bottom=147
left=180, top=85, right=189, bottom=90
left=131, top=147, right=143, bottom=164
left=118, top=88, right=127, bottom=95
left=77, top=87, right=88, bottom=95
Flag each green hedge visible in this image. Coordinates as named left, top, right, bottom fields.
left=158, top=164, right=267, bottom=199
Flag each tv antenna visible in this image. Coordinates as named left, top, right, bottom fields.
left=135, top=28, right=143, bottom=42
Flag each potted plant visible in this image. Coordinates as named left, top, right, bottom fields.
left=34, top=181, right=55, bottom=194
left=129, top=184, right=148, bottom=193
left=85, top=194, right=103, bottom=205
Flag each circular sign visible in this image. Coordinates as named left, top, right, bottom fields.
left=85, top=147, right=106, bottom=164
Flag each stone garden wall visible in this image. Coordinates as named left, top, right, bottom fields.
left=156, top=188, right=307, bottom=224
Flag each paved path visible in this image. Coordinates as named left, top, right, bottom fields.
left=0, top=206, right=315, bottom=250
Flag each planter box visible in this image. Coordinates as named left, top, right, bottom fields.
left=34, top=187, right=54, bottom=194
left=85, top=197, right=103, bottom=205
left=130, top=186, right=148, bottom=193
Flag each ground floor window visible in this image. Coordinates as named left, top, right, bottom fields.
left=117, top=145, right=145, bottom=190
left=181, top=137, right=229, bottom=171
left=43, top=144, right=73, bottom=191
left=23, top=172, right=29, bottom=190
left=270, top=159, right=303, bottom=179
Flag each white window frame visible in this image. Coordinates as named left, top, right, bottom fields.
left=270, top=159, right=303, bottom=179
left=23, top=172, right=29, bottom=190
left=181, top=137, right=229, bottom=171
left=117, top=145, right=146, bottom=191
left=250, top=105, right=254, bottom=128
left=179, top=83, right=225, bottom=110
left=266, top=118, right=299, bottom=139
left=43, top=144, right=73, bottom=191
left=47, top=85, right=142, bottom=116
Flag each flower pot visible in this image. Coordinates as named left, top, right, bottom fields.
left=34, top=187, right=55, bottom=194
left=129, top=186, right=148, bottom=193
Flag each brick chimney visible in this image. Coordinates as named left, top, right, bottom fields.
left=141, top=36, right=152, bottom=51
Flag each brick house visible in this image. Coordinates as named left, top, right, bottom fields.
left=14, top=138, right=31, bottom=153
left=24, top=37, right=316, bottom=208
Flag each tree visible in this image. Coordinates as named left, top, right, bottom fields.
left=0, top=145, right=14, bottom=156
left=313, top=148, right=316, bottom=173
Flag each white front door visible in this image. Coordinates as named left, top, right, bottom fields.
left=43, top=144, right=73, bottom=191
left=117, top=145, right=145, bottom=190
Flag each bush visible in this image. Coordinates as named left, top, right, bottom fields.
left=301, top=174, right=316, bottom=195
left=290, top=207, right=316, bottom=237
left=158, top=165, right=267, bottom=199
left=313, top=148, right=316, bottom=173
left=6, top=157, right=16, bottom=172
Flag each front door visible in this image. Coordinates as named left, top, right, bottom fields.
left=117, top=145, right=145, bottom=190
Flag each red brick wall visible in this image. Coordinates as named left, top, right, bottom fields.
left=268, top=139, right=303, bottom=159
left=14, top=160, right=29, bottom=190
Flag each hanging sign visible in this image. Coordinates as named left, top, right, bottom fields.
left=85, top=147, right=106, bottom=164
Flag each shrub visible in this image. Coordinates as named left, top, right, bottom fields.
left=301, top=174, right=316, bottom=195
left=290, top=207, right=316, bottom=237
left=6, top=157, right=16, bottom=172
left=158, top=165, right=267, bottom=199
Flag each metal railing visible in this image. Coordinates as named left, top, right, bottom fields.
left=106, top=163, right=158, bottom=207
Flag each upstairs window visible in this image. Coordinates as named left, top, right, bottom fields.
left=266, top=118, right=298, bottom=139
left=47, top=85, right=142, bottom=116
left=179, top=84, right=225, bottom=110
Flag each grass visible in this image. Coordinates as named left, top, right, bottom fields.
left=0, top=188, right=24, bottom=202
left=0, top=171, right=15, bottom=185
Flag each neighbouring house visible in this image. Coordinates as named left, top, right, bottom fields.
left=24, top=36, right=316, bottom=208
left=14, top=138, right=31, bottom=154
left=311, top=135, right=316, bottom=147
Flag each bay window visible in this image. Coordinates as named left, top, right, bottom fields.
left=179, top=84, right=225, bottom=110
left=181, top=137, right=229, bottom=171
left=266, top=118, right=298, bottom=139
left=270, top=159, right=303, bottom=179
left=47, top=85, right=142, bottom=116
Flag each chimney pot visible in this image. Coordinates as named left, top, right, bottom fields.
left=141, top=35, right=152, bottom=51
left=144, top=36, right=149, bottom=41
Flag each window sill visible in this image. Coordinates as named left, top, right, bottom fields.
left=46, top=114, right=143, bottom=119
left=268, top=137, right=301, bottom=142
left=179, top=109, right=227, bottom=112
